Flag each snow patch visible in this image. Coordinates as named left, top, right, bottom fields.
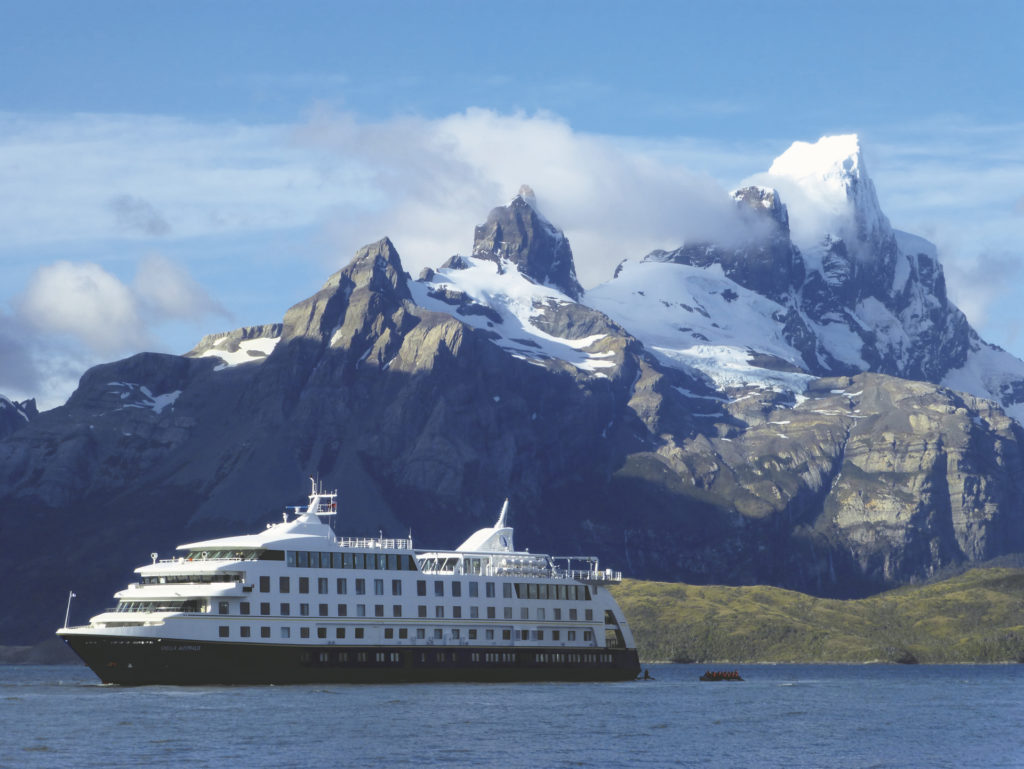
left=200, top=336, right=281, bottom=368
left=410, top=256, right=614, bottom=375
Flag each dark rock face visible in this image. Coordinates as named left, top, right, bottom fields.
left=472, top=187, right=584, bottom=300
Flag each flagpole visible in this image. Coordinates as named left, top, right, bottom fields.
left=64, top=591, right=76, bottom=629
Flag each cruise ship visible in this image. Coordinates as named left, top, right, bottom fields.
left=58, top=481, right=641, bottom=684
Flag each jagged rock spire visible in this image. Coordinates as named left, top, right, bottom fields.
left=472, top=186, right=584, bottom=300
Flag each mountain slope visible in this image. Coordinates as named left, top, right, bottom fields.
left=2, top=135, right=1024, bottom=645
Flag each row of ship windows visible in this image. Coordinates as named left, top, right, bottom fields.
left=260, top=576, right=592, bottom=602
left=299, top=651, right=613, bottom=666
left=238, top=601, right=595, bottom=622
left=115, top=600, right=597, bottom=623
left=217, top=625, right=595, bottom=642
left=286, top=551, right=417, bottom=570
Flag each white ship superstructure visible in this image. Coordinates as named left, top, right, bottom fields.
left=58, top=481, right=640, bottom=684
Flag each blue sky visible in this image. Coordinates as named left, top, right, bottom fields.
left=2, top=0, right=1023, bottom=407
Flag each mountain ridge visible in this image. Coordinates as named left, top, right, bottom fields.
left=2, top=134, right=1024, bottom=645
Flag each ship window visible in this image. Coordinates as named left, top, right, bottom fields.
left=416, top=580, right=426, bottom=596
left=342, top=553, right=353, bottom=569
left=218, top=601, right=229, bottom=615
left=537, top=630, right=544, bottom=640
left=296, top=551, right=308, bottom=568
left=299, top=577, right=310, bottom=594
left=584, top=631, right=593, bottom=641
left=433, top=629, right=442, bottom=640
left=504, top=607, right=512, bottom=619
left=281, top=603, right=291, bottom=616
left=355, top=579, right=366, bottom=595
left=552, top=630, right=560, bottom=641
left=300, top=603, right=309, bottom=616
left=489, top=607, right=497, bottom=619
left=337, top=578, right=347, bottom=594
left=260, top=602, right=270, bottom=616
left=505, top=583, right=514, bottom=599
left=502, top=630, right=511, bottom=641
left=332, top=553, right=342, bottom=568
left=391, top=579, right=402, bottom=596
left=435, top=606, right=444, bottom=618
left=470, top=606, right=479, bottom=619
left=486, top=582, right=496, bottom=598
left=569, top=609, right=578, bottom=621
left=527, top=584, right=537, bottom=599
left=240, top=626, right=251, bottom=638
left=319, top=603, right=328, bottom=617
left=555, top=585, right=564, bottom=600
left=375, top=605, right=384, bottom=617
left=554, top=608, right=561, bottom=620
left=393, top=605, right=402, bottom=617
left=357, top=604, right=366, bottom=617
left=387, top=554, right=397, bottom=570
left=416, top=605, right=426, bottom=617
left=337, top=604, right=347, bottom=617
left=300, top=627, right=310, bottom=639
left=405, top=555, right=418, bottom=571
left=374, top=579, right=384, bottom=595
left=486, top=629, right=495, bottom=640
left=434, top=581, right=444, bottom=597
left=452, top=582, right=461, bottom=597
left=318, top=578, right=329, bottom=594
left=287, top=551, right=296, bottom=567
left=261, top=627, right=270, bottom=638
left=355, top=628, right=364, bottom=639
left=468, top=629, right=477, bottom=640
left=453, top=606, right=462, bottom=619
left=317, top=628, right=327, bottom=639
left=279, top=576, right=290, bottom=593
left=399, top=628, right=408, bottom=639
left=384, top=628, right=394, bottom=639
left=469, top=582, right=479, bottom=598
left=259, top=576, right=270, bottom=592
left=519, top=630, right=528, bottom=640
left=416, top=629, right=425, bottom=639
left=240, top=602, right=250, bottom=615
left=281, top=627, right=290, bottom=638
left=520, top=608, right=529, bottom=620
left=568, top=631, right=576, bottom=641
left=336, top=628, right=345, bottom=639
left=376, top=554, right=385, bottom=570
left=219, top=626, right=229, bottom=637
left=452, top=629, right=460, bottom=640
left=585, top=609, right=593, bottom=621
left=537, top=608, right=545, bottom=620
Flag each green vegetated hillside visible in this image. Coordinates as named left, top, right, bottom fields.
left=609, top=568, right=1024, bottom=664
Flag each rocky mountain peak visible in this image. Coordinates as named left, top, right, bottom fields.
left=731, top=185, right=791, bottom=237
left=0, top=395, right=37, bottom=440
left=472, top=186, right=584, bottom=300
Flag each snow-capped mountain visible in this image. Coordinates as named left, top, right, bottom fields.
left=432, top=134, right=1024, bottom=424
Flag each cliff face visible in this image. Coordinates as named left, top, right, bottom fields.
left=3, top=136, right=1024, bottom=644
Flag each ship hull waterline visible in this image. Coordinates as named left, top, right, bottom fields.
left=62, top=634, right=641, bottom=685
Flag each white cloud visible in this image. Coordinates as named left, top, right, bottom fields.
left=19, top=261, right=146, bottom=354
left=7, top=257, right=231, bottom=409
left=299, top=107, right=759, bottom=286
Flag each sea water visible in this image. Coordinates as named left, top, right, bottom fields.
left=1, top=663, right=1021, bottom=769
